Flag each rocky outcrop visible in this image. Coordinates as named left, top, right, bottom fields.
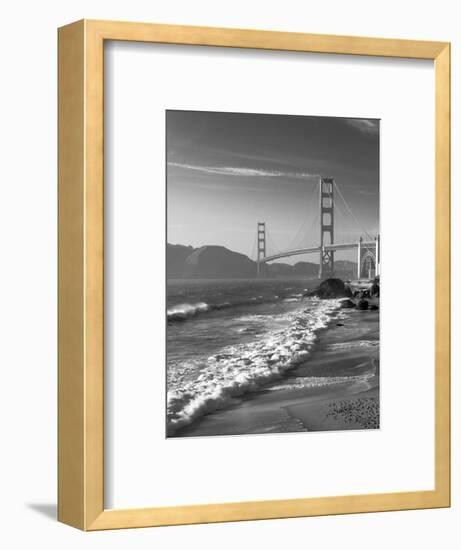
left=370, top=278, right=380, bottom=297
left=305, top=278, right=380, bottom=314
left=339, top=298, right=356, bottom=309
left=305, top=278, right=353, bottom=299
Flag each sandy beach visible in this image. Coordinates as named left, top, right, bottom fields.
left=173, top=302, right=379, bottom=437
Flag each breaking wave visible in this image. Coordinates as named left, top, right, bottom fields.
left=167, top=295, right=289, bottom=322
left=167, top=299, right=341, bottom=435
left=167, top=302, right=210, bottom=321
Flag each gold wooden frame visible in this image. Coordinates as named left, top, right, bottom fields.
left=58, top=19, right=451, bottom=530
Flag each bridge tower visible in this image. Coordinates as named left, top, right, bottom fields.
left=319, top=177, right=335, bottom=278
left=256, top=222, right=266, bottom=277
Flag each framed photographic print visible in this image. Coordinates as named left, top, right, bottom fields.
left=58, top=20, right=450, bottom=530
left=165, top=109, right=381, bottom=438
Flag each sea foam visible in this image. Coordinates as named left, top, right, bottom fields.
left=167, top=302, right=210, bottom=321
left=267, top=373, right=374, bottom=391
left=327, top=340, right=379, bottom=351
left=167, top=299, right=341, bottom=435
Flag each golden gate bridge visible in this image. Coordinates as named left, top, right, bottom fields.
left=252, top=177, right=380, bottom=279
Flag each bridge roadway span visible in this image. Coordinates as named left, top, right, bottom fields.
left=261, top=241, right=377, bottom=264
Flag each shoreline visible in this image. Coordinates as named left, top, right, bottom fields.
left=172, top=304, right=380, bottom=437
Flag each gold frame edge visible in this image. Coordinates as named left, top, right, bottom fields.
left=57, top=20, right=451, bottom=531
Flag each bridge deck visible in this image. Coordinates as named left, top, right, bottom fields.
left=261, top=241, right=377, bottom=263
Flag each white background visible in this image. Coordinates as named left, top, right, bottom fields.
left=0, top=1, right=458, bottom=548
left=106, top=43, right=434, bottom=508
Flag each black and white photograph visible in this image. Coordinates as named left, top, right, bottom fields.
left=1, top=1, right=455, bottom=543
left=166, top=110, right=380, bottom=437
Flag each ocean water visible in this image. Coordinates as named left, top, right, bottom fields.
left=166, top=279, right=345, bottom=435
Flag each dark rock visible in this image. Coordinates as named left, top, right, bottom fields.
left=370, top=281, right=380, bottom=297
left=316, top=278, right=353, bottom=299
left=340, top=298, right=355, bottom=309
left=369, top=304, right=379, bottom=310
left=356, top=299, right=369, bottom=310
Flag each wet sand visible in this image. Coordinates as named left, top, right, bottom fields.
left=174, top=305, right=380, bottom=437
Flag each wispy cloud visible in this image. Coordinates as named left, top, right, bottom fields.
left=168, top=161, right=319, bottom=179
left=344, top=119, right=379, bottom=136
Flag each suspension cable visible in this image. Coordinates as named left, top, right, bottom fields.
left=250, top=229, right=257, bottom=261
left=285, top=182, right=318, bottom=251
left=334, top=182, right=374, bottom=240
left=265, top=229, right=281, bottom=256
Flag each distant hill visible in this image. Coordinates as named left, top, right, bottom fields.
left=183, top=245, right=255, bottom=279
left=167, top=243, right=357, bottom=279
left=292, top=261, right=319, bottom=277
left=167, top=243, right=195, bottom=278
left=267, top=260, right=318, bottom=278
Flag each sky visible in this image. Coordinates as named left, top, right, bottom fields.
left=166, top=110, right=379, bottom=263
